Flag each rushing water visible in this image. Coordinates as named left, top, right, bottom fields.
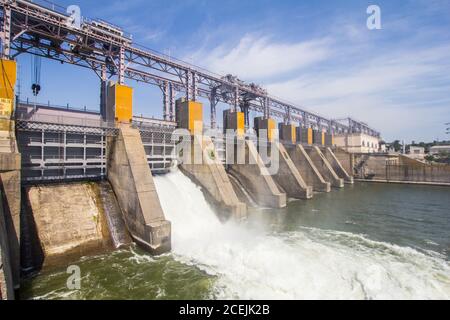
left=21, top=170, right=450, bottom=300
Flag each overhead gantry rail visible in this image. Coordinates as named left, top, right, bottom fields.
left=0, top=0, right=380, bottom=137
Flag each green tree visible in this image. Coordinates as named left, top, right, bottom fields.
left=391, top=140, right=402, bottom=152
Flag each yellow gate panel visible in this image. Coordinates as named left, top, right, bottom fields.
left=307, top=128, right=313, bottom=144
left=291, top=125, right=297, bottom=144
left=188, top=101, right=203, bottom=135
left=0, top=59, right=17, bottom=118
left=115, top=84, right=133, bottom=123
left=236, top=112, right=245, bottom=137
left=267, top=118, right=276, bottom=141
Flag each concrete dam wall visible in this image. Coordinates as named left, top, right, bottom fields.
left=21, top=181, right=131, bottom=272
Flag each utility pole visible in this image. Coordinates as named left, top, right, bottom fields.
left=446, top=123, right=450, bottom=135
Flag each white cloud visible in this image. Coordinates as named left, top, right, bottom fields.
left=266, top=45, right=450, bottom=141
left=186, top=20, right=450, bottom=142
left=191, top=35, right=331, bottom=80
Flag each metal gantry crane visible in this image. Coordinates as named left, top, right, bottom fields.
left=0, top=0, right=380, bottom=137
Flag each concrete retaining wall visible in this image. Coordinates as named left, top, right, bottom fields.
left=355, top=154, right=450, bottom=184
left=107, top=124, right=171, bottom=255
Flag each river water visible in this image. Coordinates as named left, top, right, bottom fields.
left=21, top=170, right=450, bottom=300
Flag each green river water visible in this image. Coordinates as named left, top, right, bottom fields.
left=21, top=172, right=450, bottom=300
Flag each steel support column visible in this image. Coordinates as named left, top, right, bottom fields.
left=264, top=97, right=270, bottom=119
left=192, top=71, right=197, bottom=101
left=169, top=82, right=175, bottom=121
left=100, top=65, right=107, bottom=121
left=285, top=106, right=291, bottom=125
left=185, top=70, right=192, bottom=101
left=210, top=91, right=217, bottom=129
left=162, top=81, right=169, bottom=121
left=0, top=4, right=11, bottom=58
left=233, top=86, right=239, bottom=112
left=118, top=46, right=125, bottom=85
left=303, top=114, right=309, bottom=128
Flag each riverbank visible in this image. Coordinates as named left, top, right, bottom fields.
left=355, top=179, right=450, bottom=187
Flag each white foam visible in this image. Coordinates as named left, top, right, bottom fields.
left=153, top=170, right=450, bottom=300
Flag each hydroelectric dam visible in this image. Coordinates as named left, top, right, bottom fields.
left=1, top=0, right=449, bottom=300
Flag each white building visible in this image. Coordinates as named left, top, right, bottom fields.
left=407, top=146, right=425, bottom=160
left=334, top=133, right=380, bottom=153
left=430, top=145, right=450, bottom=156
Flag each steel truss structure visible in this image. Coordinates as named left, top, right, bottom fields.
left=1, top=0, right=380, bottom=137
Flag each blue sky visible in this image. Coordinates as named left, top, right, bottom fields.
left=16, top=0, right=450, bottom=142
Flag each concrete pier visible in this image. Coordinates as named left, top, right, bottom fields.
left=181, top=135, right=247, bottom=220
left=229, top=139, right=286, bottom=208
left=272, top=142, right=313, bottom=199
left=312, top=130, right=325, bottom=146
left=0, top=59, right=21, bottom=296
left=333, top=148, right=354, bottom=176
left=279, top=124, right=296, bottom=144
left=297, top=127, right=313, bottom=145
left=305, top=146, right=344, bottom=188
left=107, top=124, right=171, bottom=255
left=178, top=105, right=246, bottom=219
left=285, top=144, right=331, bottom=192
left=0, top=188, right=14, bottom=300
left=323, top=147, right=354, bottom=184
left=0, top=150, right=20, bottom=296
left=223, top=110, right=245, bottom=137
left=254, top=117, right=277, bottom=141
